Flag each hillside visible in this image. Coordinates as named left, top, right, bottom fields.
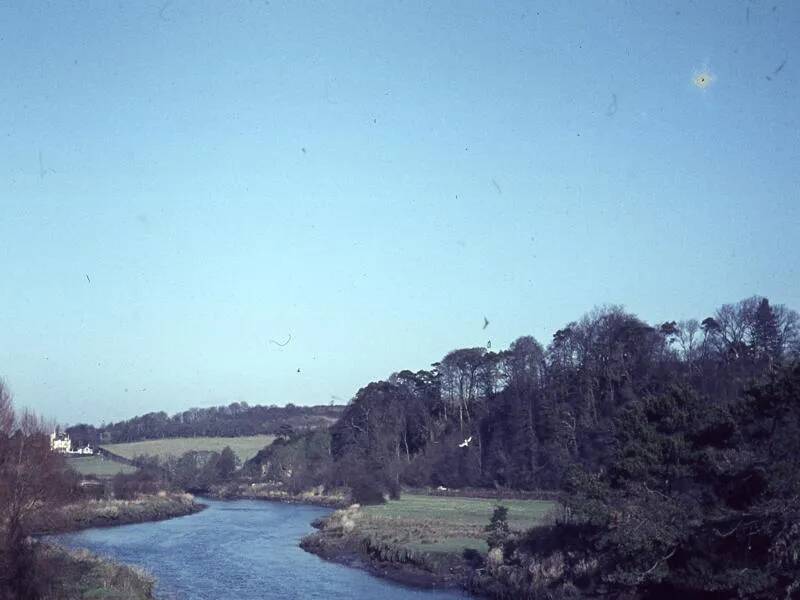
left=67, top=403, right=343, bottom=446
left=102, top=435, right=275, bottom=463
left=243, top=295, right=800, bottom=598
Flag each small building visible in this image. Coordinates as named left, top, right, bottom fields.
left=50, top=429, right=95, bottom=455
left=50, top=430, right=71, bottom=453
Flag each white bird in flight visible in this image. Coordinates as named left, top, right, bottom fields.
left=459, top=436, right=473, bottom=448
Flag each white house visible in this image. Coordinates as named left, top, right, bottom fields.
left=50, top=430, right=71, bottom=453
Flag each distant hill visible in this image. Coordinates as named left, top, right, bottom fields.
left=67, top=403, right=345, bottom=446
left=101, top=434, right=276, bottom=463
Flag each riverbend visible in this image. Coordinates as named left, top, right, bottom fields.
left=50, top=497, right=467, bottom=600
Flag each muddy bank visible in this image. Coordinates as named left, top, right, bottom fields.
left=31, top=492, right=204, bottom=535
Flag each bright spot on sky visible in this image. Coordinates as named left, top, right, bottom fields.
left=693, top=70, right=714, bottom=89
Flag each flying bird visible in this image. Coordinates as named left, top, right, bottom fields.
left=483, top=316, right=490, bottom=330
left=459, top=436, right=473, bottom=448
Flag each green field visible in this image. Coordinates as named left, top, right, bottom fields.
left=66, top=456, right=138, bottom=477
left=101, top=435, right=275, bottom=463
left=358, top=493, right=556, bottom=554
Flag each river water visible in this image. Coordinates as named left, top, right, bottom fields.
left=50, top=498, right=467, bottom=600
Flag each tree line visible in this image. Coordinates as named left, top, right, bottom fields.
left=67, top=403, right=344, bottom=445
left=249, top=295, right=799, bottom=500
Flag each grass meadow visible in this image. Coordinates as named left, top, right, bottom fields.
left=358, top=493, right=556, bottom=554
left=65, top=456, right=138, bottom=478
left=101, top=434, right=276, bottom=463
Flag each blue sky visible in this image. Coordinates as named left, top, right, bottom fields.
left=1, top=1, right=798, bottom=425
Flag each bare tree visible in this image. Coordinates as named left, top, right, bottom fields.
left=775, top=304, right=800, bottom=358
left=0, top=379, right=13, bottom=436
left=677, top=319, right=700, bottom=364
left=0, top=382, right=70, bottom=598
left=440, top=348, right=487, bottom=432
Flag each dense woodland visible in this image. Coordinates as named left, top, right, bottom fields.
left=248, top=295, right=800, bottom=598
left=67, top=403, right=343, bottom=445
left=251, top=296, right=799, bottom=492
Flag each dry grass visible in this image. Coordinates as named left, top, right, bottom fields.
left=31, top=493, right=200, bottom=534
left=36, top=544, right=155, bottom=600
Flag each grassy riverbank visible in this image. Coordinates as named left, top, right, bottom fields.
left=31, top=492, right=204, bottom=534
left=301, top=493, right=556, bottom=590
left=360, top=494, right=555, bottom=554
left=25, top=493, right=202, bottom=598
left=35, top=544, right=155, bottom=600
left=209, top=481, right=349, bottom=508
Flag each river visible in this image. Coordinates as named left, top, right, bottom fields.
left=49, top=498, right=468, bottom=600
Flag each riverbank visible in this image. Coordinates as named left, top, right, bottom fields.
left=34, top=543, right=155, bottom=600
left=300, top=504, right=469, bottom=590
left=210, top=484, right=474, bottom=589
left=31, top=492, right=204, bottom=534
left=209, top=483, right=476, bottom=590
left=35, top=486, right=545, bottom=598
left=299, top=493, right=557, bottom=596
left=208, top=481, right=349, bottom=508
left=46, top=497, right=466, bottom=600
left=27, top=493, right=203, bottom=598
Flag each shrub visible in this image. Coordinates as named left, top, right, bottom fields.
left=112, top=471, right=160, bottom=500
left=350, top=476, right=386, bottom=505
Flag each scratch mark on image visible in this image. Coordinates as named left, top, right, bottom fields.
left=766, top=58, right=787, bottom=81
left=269, top=334, right=292, bottom=347
left=605, top=93, right=618, bottom=117
left=324, top=78, right=339, bottom=105
left=38, top=151, right=55, bottom=179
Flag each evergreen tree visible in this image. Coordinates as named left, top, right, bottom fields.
left=751, top=297, right=781, bottom=360
left=485, top=505, right=510, bottom=550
